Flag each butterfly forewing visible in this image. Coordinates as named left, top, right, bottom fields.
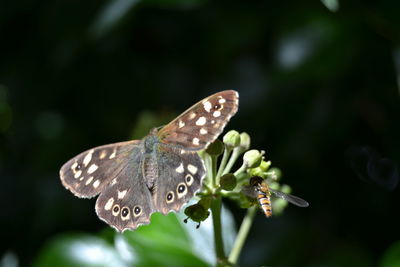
left=158, top=90, right=239, bottom=150
left=60, top=141, right=141, bottom=198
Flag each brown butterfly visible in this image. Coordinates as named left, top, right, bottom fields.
left=60, top=90, right=239, bottom=231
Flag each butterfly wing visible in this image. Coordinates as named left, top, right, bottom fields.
left=95, top=163, right=155, bottom=232
left=158, top=90, right=239, bottom=150
left=152, top=144, right=206, bottom=214
left=60, top=140, right=140, bottom=198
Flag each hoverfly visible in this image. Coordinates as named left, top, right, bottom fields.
left=243, top=176, right=309, bottom=217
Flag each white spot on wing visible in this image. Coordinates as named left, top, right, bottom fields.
left=187, top=164, right=198, bottom=174
left=83, top=150, right=93, bottom=167
left=192, top=138, right=200, bottom=146
left=105, top=198, right=114, bottom=210
left=93, top=180, right=100, bottom=188
left=200, top=128, right=208, bottom=135
left=218, top=98, right=226, bottom=104
left=203, top=101, right=212, bottom=112
left=71, top=162, right=78, bottom=171
left=99, top=150, right=107, bottom=159
left=213, top=110, right=221, bottom=117
left=111, top=178, right=117, bottom=185
left=188, top=112, right=196, bottom=120
left=74, top=170, right=82, bottom=179
left=175, top=162, right=184, bottom=173
left=178, top=120, right=185, bottom=128
left=196, top=116, right=206, bottom=126
left=87, top=164, right=98, bottom=174
left=85, top=176, right=94, bottom=185
left=109, top=149, right=117, bottom=159
left=118, top=190, right=127, bottom=199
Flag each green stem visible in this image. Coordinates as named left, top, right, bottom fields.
left=212, top=155, right=219, bottom=187
left=211, top=196, right=225, bottom=265
left=216, top=147, right=232, bottom=179
left=203, top=154, right=214, bottom=188
left=223, top=148, right=242, bottom=175
left=228, top=206, right=257, bottom=264
left=233, top=163, right=247, bottom=177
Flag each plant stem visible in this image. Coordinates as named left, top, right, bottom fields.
left=211, top=196, right=225, bottom=265
left=212, top=155, right=219, bottom=187
left=216, top=147, right=232, bottom=179
left=203, top=154, right=214, bottom=188
left=223, top=148, right=242, bottom=176
left=228, top=206, right=257, bottom=264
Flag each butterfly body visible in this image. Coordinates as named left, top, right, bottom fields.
left=60, top=90, right=239, bottom=231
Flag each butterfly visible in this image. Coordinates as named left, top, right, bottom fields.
left=60, top=90, right=239, bottom=232
left=243, top=176, right=309, bottom=217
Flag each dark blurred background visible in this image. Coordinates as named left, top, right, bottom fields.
left=1, top=0, right=400, bottom=266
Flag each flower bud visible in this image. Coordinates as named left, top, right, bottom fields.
left=239, top=132, right=250, bottom=151
left=259, top=160, right=271, bottom=171
left=205, top=139, right=224, bottom=156
left=184, top=203, right=210, bottom=223
left=223, top=130, right=241, bottom=148
left=280, top=184, right=292, bottom=194
left=219, top=173, right=237, bottom=191
left=247, top=166, right=264, bottom=177
left=266, top=167, right=282, bottom=181
left=243, top=149, right=263, bottom=168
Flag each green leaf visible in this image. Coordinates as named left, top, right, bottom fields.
left=122, top=212, right=209, bottom=267
left=34, top=206, right=236, bottom=266
left=176, top=203, right=237, bottom=265
left=321, top=0, right=339, bottom=12
left=380, top=241, right=400, bottom=267
left=33, top=234, right=126, bottom=267
left=89, top=0, right=140, bottom=39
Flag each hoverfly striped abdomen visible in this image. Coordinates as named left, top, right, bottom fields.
left=248, top=176, right=309, bottom=218
left=250, top=176, right=273, bottom=217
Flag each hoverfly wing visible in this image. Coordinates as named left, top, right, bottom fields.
left=241, top=184, right=258, bottom=198
left=270, top=189, right=309, bottom=208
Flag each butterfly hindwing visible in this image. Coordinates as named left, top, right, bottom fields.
left=158, top=90, right=239, bottom=150
left=60, top=141, right=141, bottom=198
left=95, top=163, right=155, bottom=232
left=152, top=144, right=206, bottom=214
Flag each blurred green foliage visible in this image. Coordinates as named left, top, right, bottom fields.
left=380, top=241, right=400, bottom=267
left=34, top=209, right=237, bottom=267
